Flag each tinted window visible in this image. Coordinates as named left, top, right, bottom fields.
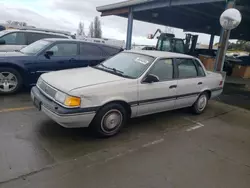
left=193, top=59, right=205, bottom=76
left=48, top=43, right=77, bottom=56
left=80, top=43, right=103, bottom=56
left=177, top=59, right=198, bottom=78
left=27, top=33, right=44, bottom=44
left=27, top=33, right=68, bottom=44
left=1, top=32, right=26, bottom=45
left=148, top=59, right=173, bottom=81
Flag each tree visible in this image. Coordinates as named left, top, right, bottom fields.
left=77, top=22, right=85, bottom=36
left=93, top=16, right=102, bottom=38
left=88, top=22, right=94, bottom=38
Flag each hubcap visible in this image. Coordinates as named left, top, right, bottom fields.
left=0, top=72, right=18, bottom=92
left=101, top=109, right=123, bottom=133
left=197, top=95, right=207, bottom=111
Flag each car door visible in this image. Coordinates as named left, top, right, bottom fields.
left=137, top=59, right=177, bottom=116
left=33, top=42, right=79, bottom=79
left=175, top=58, right=203, bottom=109
left=41, top=41, right=79, bottom=69
left=79, top=43, right=107, bottom=67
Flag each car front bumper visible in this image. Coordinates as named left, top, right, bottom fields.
left=31, top=86, right=96, bottom=128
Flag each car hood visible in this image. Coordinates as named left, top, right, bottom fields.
left=0, top=51, right=27, bottom=57
left=41, top=67, right=125, bottom=93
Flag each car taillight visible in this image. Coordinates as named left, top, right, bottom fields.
left=219, top=81, right=223, bottom=86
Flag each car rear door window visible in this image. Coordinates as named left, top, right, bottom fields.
left=148, top=59, right=173, bottom=81
left=80, top=43, right=104, bottom=57
left=48, top=43, right=78, bottom=56
left=1, top=32, right=26, bottom=45
left=193, top=59, right=205, bottom=76
left=27, top=33, right=44, bottom=44
left=177, top=59, right=198, bottom=78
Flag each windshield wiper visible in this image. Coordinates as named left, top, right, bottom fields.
left=99, top=64, right=124, bottom=74
left=15, top=50, right=24, bottom=54
left=98, top=64, right=132, bottom=79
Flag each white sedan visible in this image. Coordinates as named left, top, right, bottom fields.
left=31, top=50, right=224, bottom=137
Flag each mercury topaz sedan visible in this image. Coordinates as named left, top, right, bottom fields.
left=31, top=50, right=224, bottom=137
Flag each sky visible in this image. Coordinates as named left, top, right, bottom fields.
left=0, top=0, right=220, bottom=45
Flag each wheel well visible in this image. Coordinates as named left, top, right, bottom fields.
left=101, top=100, right=132, bottom=117
left=202, top=90, right=211, bottom=99
left=0, top=63, right=25, bottom=77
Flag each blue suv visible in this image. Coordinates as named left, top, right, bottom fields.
left=0, top=38, right=123, bottom=94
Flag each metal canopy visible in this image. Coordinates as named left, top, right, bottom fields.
left=97, top=0, right=250, bottom=41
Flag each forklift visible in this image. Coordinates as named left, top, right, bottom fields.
left=147, top=29, right=198, bottom=55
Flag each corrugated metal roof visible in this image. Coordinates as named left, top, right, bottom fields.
left=97, top=0, right=155, bottom=12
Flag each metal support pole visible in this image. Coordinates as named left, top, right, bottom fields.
left=209, top=34, right=215, bottom=50
left=126, top=8, right=133, bottom=50
left=215, top=0, right=235, bottom=71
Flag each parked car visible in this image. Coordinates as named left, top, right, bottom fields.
left=31, top=50, right=224, bottom=137
left=0, top=38, right=123, bottom=94
left=0, top=29, right=72, bottom=52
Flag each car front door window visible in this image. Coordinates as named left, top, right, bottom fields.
left=48, top=43, right=77, bottom=56
left=147, top=59, right=173, bottom=81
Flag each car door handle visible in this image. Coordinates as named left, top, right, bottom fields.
left=198, top=82, right=203, bottom=85
left=169, top=85, right=177, bottom=89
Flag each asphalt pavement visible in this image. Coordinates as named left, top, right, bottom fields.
left=0, top=91, right=250, bottom=188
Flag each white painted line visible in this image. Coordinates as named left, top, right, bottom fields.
left=142, top=138, right=164, bottom=148
left=186, top=123, right=205, bottom=132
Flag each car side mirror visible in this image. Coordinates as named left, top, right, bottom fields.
left=143, top=74, right=159, bottom=83
left=44, top=51, right=54, bottom=58
left=0, top=39, right=6, bottom=45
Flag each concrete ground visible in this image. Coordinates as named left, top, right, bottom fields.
left=221, top=77, right=250, bottom=110
left=0, top=91, right=250, bottom=188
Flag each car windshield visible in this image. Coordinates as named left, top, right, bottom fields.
left=95, top=52, right=155, bottom=79
left=20, top=40, right=52, bottom=55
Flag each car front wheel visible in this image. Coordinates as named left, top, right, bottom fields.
left=192, top=92, right=209, bottom=114
left=91, top=103, right=127, bottom=137
left=0, top=68, right=22, bottom=94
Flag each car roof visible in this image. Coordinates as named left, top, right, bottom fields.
left=4, top=29, right=70, bottom=37
left=43, top=38, right=123, bottom=49
left=127, top=50, right=195, bottom=59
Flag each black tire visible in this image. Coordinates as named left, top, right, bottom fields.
left=90, top=103, right=128, bottom=137
left=192, top=92, right=209, bottom=114
left=0, top=67, right=23, bottom=94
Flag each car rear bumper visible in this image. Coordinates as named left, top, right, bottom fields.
left=31, top=86, right=96, bottom=128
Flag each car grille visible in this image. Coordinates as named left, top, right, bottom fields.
left=37, top=79, right=57, bottom=99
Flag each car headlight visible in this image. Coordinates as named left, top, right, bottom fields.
left=55, top=91, right=67, bottom=104
left=55, top=91, right=81, bottom=107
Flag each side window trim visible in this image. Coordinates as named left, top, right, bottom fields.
left=176, top=58, right=199, bottom=79
left=143, top=58, right=174, bottom=83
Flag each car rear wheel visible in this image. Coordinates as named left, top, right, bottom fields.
left=192, top=92, right=208, bottom=114
left=0, top=68, right=22, bottom=94
left=91, top=103, right=127, bottom=137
